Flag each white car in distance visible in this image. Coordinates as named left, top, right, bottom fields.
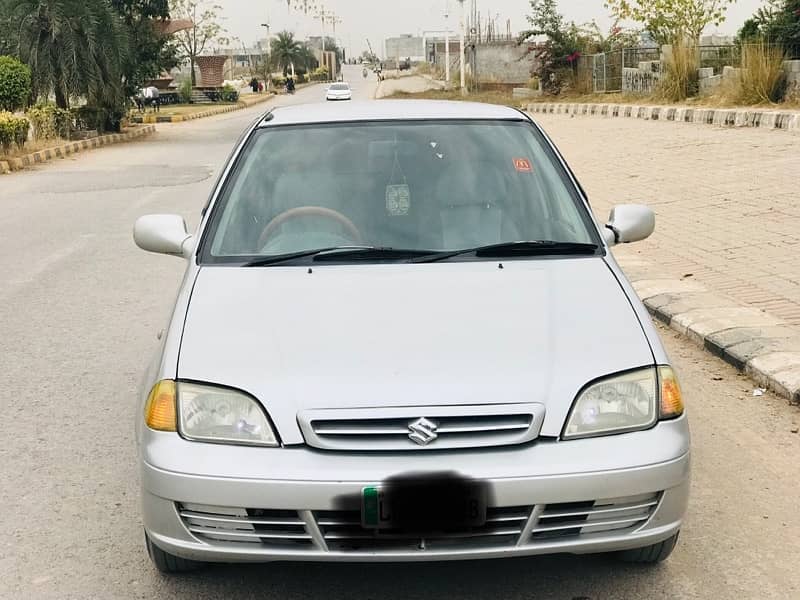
left=326, top=82, right=353, bottom=101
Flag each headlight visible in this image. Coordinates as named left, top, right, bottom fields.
left=177, top=382, right=279, bottom=447
left=564, top=368, right=657, bottom=439
left=563, top=366, right=685, bottom=439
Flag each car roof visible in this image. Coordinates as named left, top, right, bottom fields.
left=259, top=100, right=527, bottom=127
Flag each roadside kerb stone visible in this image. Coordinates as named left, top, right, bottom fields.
left=526, top=102, right=800, bottom=133
left=617, top=255, right=800, bottom=403
left=0, top=125, right=156, bottom=175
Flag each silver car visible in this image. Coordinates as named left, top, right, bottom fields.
left=134, top=101, right=690, bottom=573
left=326, top=82, right=353, bottom=101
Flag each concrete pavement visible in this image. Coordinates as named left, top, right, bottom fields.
left=531, top=111, right=800, bottom=402
left=2, top=65, right=800, bottom=598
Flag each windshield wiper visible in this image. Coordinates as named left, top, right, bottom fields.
left=312, top=247, right=436, bottom=262
left=243, top=246, right=376, bottom=267
left=411, top=241, right=600, bottom=264
left=243, top=246, right=434, bottom=267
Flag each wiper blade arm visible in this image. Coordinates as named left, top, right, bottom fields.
left=412, top=241, right=599, bottom=263
left=312, top=248, right=436, bottom=262
left=243, top=246, right=377, bottom=267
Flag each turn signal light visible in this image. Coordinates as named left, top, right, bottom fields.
left=145, top=380, right=177, bottom=432
left=659, top=367, right=684, bottom=419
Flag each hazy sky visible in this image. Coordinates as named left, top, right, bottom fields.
left=219, top=0, right=766, bottom=56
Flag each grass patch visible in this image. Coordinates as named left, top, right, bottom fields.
left=730, top=43, right=787, bottom=104
left=384, top=88, right=523, bottom=107
left=657, top=43, right=700, bottom=102
left=0, top=137, right=67, bottom=160
left=156, top=103, right=237, bottom=117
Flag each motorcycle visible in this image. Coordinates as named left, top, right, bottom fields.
left=362, top=68, right=368, bottom=79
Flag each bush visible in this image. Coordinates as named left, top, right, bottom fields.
left=309, top=67, right=330, bottom=82
left=179, top=78, right=193, bottom=104
left=0, top=56, right=31, bottom=112
left=271, top=76, right=286, bottom=88
left=0, top=111, right=29, bottom=154
left=737, top=42, right=787, bottom=103
left=71, top=105, right=123, bottom=133
left=219, top=83, right=239, bottom=102
left=657, top=43, right=700, bottom=101
left=26, top=104, right=71, bottom=140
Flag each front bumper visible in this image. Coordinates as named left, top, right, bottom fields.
left=141, top=418, right=690, bottom=563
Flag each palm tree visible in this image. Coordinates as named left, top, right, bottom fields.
left=296, top=43, right=318, bottom=72
left=270, top=30, right=302, bottom=76
left=6, top=0, right=129, bottom=110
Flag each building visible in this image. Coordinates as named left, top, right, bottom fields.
left=385, top=34, right=425, bottom=63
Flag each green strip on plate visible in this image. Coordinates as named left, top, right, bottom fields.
left=363, top=486, right=379, bottom=527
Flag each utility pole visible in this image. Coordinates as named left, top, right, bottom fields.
left=315, top=7, right=329, bottom=79
left=457, top=0, right=466, bottom=93
left=327, top=11, right=343, bottom=79
left=444, top=1, right=450, bottom=86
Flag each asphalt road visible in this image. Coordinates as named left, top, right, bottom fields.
left=2, top=66, right=799, bottom=599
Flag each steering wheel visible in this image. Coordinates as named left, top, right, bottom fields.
left=257, top=206, right=363, bottom=250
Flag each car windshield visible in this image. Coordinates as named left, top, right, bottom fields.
left=330, top=84, right=350, bottom=90
left=202, top=120, right=598, bottom=263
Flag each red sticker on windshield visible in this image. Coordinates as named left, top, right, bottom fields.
left=513, top=158, right=533, bottom=173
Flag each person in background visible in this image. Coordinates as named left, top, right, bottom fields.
left=250, top=77, right=259, bottom=93
left=144, top=86, right=160, bottom=112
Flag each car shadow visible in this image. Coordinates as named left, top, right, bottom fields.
left=157, top=553, right=681, bottom=599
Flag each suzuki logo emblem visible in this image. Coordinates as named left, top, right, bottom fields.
left=408, top=417, right=438, bottom=446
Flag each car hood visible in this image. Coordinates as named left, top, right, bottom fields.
left=178, top=259, right=654, bottom=441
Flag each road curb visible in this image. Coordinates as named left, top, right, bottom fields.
left=131, top=93, right=275, bottom=124
left=526, top=102, right=800, bottom=133
left=617, top=256, right=800, bottom=403
left=0, top=125, right=156, bottom=175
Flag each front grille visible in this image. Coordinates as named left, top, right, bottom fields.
left=530, top=493, right=661, bottom=541
left=179, top=504, right=313, bottom=548
left=298, top=404, right=545, bottom=451
left=178, top=492, right=661, bottom=553
left=314, top=506, right=531, bottom=552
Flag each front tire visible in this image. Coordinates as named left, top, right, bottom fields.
left=145, top=532, right=204, bottom=574
left=618, top=532, right=680, bottom=564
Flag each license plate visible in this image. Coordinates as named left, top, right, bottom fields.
left=361, top=482, right=487, bottom=530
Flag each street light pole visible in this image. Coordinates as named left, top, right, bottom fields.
left=260, top=20, right=271, bottom=91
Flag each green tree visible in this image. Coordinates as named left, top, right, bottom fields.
left=270, top=30, right=302, bottom=76
left=738, top=1, right=800, bottom=54
left=0, top=11, right=14, bottom=56
left=5, top=0, right=130, bottom=111
left=0, top=55, right=31, bottom=110
left=519, top=0, right=617, bottom=94
left=765, top=0, right=800, bottom=51
left=296, top=44, right=318, bottom=72
left=604, top=0, right=736, bottom=45
left=111, top=0, right=178, bottom=97
left=169, top=0, right=227, bottom=86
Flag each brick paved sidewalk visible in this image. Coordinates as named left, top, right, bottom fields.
left=535, top=113, right=800, bottom=326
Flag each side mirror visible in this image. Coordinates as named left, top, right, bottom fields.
left=134, top=214, right=195, bottom=259
left=604, top=204, right=655, bottom=246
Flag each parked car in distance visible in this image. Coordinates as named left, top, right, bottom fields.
left=326, top=82, right=352, bottom=101
left=399, top=58, right=412, bottom=71
left=134, top=100, right=689, bottom=574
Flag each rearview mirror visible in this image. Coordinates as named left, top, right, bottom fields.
left=604, top=205, right=655, bottom=246
left=134, top=214, right=195, bottom=259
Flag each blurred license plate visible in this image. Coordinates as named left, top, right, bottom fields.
left=361, top=483, right=487, bottom=530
